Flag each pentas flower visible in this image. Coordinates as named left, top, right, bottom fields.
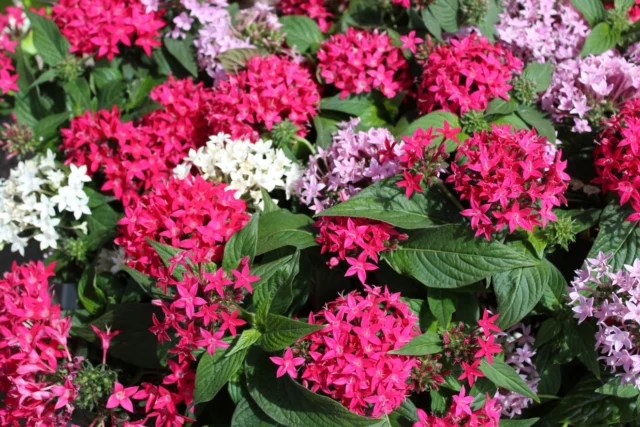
left=91, top=325, right=121, bottom=365
left=61, top=77, right=214, bottom=206
left=593, top=99, right=640, bottom=221
left=207, top=55, right=320, bottom=141
left=541, top=51, right=640, bottom=133
left=496, top=0, right=588, bottom=64
left=392, top=0, right=433, bottom=8
left=0, top=114, right=36, bottom=159
left=52, top=0, right=165, bottom=60
left=277, top=0, right=348, bottom=32
left=281, top=286, right=422, bottom=417
left=447, top=124, right=570, bottom=240
left=416, top=33, right=523, bottom=115
left=115, top=174, right=249, bottom=278
left=0, top=261, right=76, bottom=426
left=493, top=324, right=540, bottom=417
left=0, top=7, right=26, bottom=102
left=317, top=28, right=411, bottom=99
left=567, top=252, right=640, bottom=389
left=413, top=390, right=502, bottom=426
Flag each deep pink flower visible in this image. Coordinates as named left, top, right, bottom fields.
left=91, top=324, right=121, bottom=365
left=270, top=347, right=306, bottom=378
left=107, top=382, right=139, bottom=412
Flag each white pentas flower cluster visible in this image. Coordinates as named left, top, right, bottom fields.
left=174, top=133, right=301, bottom=209
left=568, top=252, right=640, bottom=389
left=0, top=150, right=91, bottom=255
left=493, top=324, right=540, bottom=417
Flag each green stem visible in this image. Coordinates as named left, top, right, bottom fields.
left=435, top=181, right=464, bottom=211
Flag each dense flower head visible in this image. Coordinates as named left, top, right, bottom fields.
left=277, top=0, right=348, bottom=32
left=0, top=114, right=36, bottom=159
left=567, top=252, right=640, bottom=389
left=175, top=133, right=301, bottom=210
left=494, top=323, right=540, bottom=417
left=447, top=124, right=570, bottom=240
left=314, top=217, right=407, bottom=283
left=416, top=33, right=523, bottom=115
left=0, top=150, right=92, bottom=255
left=207, top=55, right=320, bottom=141
left=593, top=99, right=640, bottom=221
left=115, top=174, right=249, bottom=278
left=0, top=261, right=76, bottom=426
left=52, top=0, right=165, bottom=60
left=283, top=286, right=422, bottom=417
left=61, top=77, right=214, bottom=206
left=234, top=2, right=285, bottom=52
left=296, top=118, right=403, bottom=212
left=413, top=390, right=502, bottom=427
left=541, top=51, right=640, bottom=133
left=317, top=28, right=411, bottom=99
left=0, top=7, right=26, bottom=101
left=496, top=0, right=588, bottom=64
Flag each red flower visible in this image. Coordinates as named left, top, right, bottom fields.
left=91, top=324, right=121, bottom=365
left=106, top=382, right=139, bottom=412
left=397, top=171, right=425, bottom=198
left=416, top=33, right=522, bottom=115
left=318, top=28, right=411, bottom=99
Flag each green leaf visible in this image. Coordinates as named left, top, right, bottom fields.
left=486, top=98, right=519, bottom=116
left=28, top=68, right=59, bottom=90
left=421, top=8, right=442, bottom=41
left=163, top=36, right=198, bottom=76
left=313, top=114, right=341, bottom=149
left=395, top=111, right=465, bottom=151
left=218, top=48, right=265, bottom=73
left=245, top=348, right=384, bottom=427
left=122, top=265, right=172, bottom=299
left=615, top=0, right=636, bottom=12
left=429, top=0, right=459, bottom=33
left=25, top=10, right=70, bottom=66
left=539, top=259, right=568, bottom=309
left=546, top=375, right=611, bottom=424
left=228, top=329, right=263, bottom=358
left=427, top=289, right=456, bottom=328
left=476, top=0, right=500, bottom=41
left=194, top=345, right=248, bottom=404
left=522, top=62, right=554, bottom=92
left=516, top=105, right=556, bottom=143
left=260, top=188, right=280, bottom=213
left=564, top=318, right=601, bottom=379
left=224, top=215, right=259, bottom=270
left=581, top=22, right=618, bottom=56
left=479, top=358, right=539, bottom=402
left=77, top=265, right=105, bottom=315
left=316, top=177, right=461, bottom=229
left=145, top=239, right=187, bottom=280
left=91, top=66, right=123, bottom=89
left=253, top=252, right=300, bottom=321
left=98, top=80, right=126, bottom=110
left=33, top=111, right=69, bottom=141
left=571, top=0, right=606, bottom=26
left=73, top=304, right=163, bottom=368
left=535, top=318, right=562, bottom=348
left=588, top=203, right=640, bottom=269
left=86, top=203, right=121, bottom=235
left=319, top=93, right=375, bottom=116
left=596, top=377, right=640, bottom=398
left=499, top=419, right=540, bottom=427
left=258, top=314, right=324, bottom=352
left=388, top=331, right=441, bottom=355
left=232, top=397, right=283, bottom=426
left=64, top=78, right=93, bottom=114
left=256, top=210, right=317, bottom=255
left=491, top=113, right=529, bottom=130
left=280, top=15, right=323, bottom=53
left=430, top=390, right=446, bottom=413
left=384, top=225, right=537, bottom=288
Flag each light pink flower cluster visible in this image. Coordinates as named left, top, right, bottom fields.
left=416, top=33, right=523, bottom=115
left=541, top=51, right=640, bottom=133
left=447, top=124, right=570, bottom=240
left=593, top=99, right=640, bottom=222
left=207, top=55, right=320, bottom=141
left=61, top=77, right=214, bottom=206
left=414, top=390, right=501, bottom=427
left=494, top=324, right=540, bottom=417
left=115, top=174, right=249, bottom=278
left=496, top=0, right=588, bottom=63
left=52, top=0, right=165, bottom=60
left=296, top=118, right=403, bottom=212
left=317, top=28, right=411, bottom=99
left=277, top=286, right=422, bottom=417
left=0, top=261, right=75, bottom=426
left=568, top=252, right=640, bottom=389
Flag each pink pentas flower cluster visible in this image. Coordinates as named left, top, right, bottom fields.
left=391, top=0, right=432, bottom=8
left=541, top=51, right=640, bottom=133
left=207, top=55, right=320, bottom=141
left=567, top=252, right=640, bottom=389
left=61, top=77, right=214, bottom=206
left=0, top=7, right=25, bottom=100
left=414, top=389, right=502, bottom=427
left=277, top=0, right=348, bottom=32
left=593, top=99, right=640, bottom=221
left=52, top=0, right=165, bottom=60
left=0, top=261, right=76, bottom=426
left=394, top=124, right=459, bottom=198
left=277, top=286, right=422, bottom=417
left=447, top=124, right=570, bottom=240
left=115, top=174, right=249, bottom=278
left=317, top=28, right=411, bottom=99
left=314, top=217, right=407, bottom=284
left=493, top=323, right=540, bottom=418
left=416, top=33, right=523, bottom=115
left=496, top=0, right=588, bottom=64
